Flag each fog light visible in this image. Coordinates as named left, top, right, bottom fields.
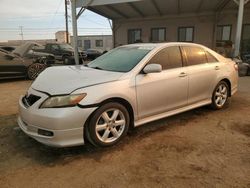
left=38, top=129, right=54, bottom=137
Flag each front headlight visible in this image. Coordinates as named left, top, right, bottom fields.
left=40, top=93, right=86, bottom=108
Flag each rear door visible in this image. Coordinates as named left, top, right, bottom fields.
left=136, top=46, right=188, bottom=119
left=182, top=46, right=221, bottom=105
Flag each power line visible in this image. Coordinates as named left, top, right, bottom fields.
left=46, top=0, right=64, bottom=37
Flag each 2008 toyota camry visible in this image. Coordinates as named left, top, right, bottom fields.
left=18, top=43, right=238, bottom=147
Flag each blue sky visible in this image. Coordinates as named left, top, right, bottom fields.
left=0, top=0, right=112, bottom=42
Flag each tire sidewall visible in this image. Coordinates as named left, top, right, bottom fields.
left=87, top=102, right=130, bottom=147
left=211, top=81, right=229, bottom=110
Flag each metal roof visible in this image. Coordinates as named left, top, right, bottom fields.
left=76, top=0, right=250, bottom=20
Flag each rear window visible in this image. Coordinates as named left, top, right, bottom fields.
left=206, top=51, right=219, bottom=63
left=183, top=46, right=207, bottom=66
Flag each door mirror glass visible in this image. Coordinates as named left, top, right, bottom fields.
left=143, top=64, right=162, bottom=74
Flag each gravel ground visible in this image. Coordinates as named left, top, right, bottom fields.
left=0, top=77, right=249, bottom=188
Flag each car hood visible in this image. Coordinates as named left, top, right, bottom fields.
left=31, top=66, right=124, bottom=95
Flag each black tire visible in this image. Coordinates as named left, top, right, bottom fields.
left=62, top=55, right=70, bottom=65
left=211, top=81, right=229, bottom=110
left=27, top=63, right=46, bottom=80
left=86, top=102, right=130, bottom=147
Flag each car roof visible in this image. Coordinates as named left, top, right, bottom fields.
left=123, top=42, right=207, bottom=49
left=122, top=42, right=226, bottom=62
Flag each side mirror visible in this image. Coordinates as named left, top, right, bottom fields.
left=143, top=64, right=162, bottom=74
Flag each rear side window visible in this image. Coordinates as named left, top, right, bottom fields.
left=206, top=51, right=218, bottom=63
left=183, top=46, right=207, bottom=66
left=149, top=46, right=183, bottom=70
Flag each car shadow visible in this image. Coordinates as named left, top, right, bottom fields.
left=2, top=105, right=216, bottom=168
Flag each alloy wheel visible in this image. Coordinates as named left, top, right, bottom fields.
left=214, top=84, right=228, bottom=108
left=95, top=108, right=126, bottom=143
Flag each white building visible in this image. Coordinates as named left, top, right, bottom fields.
left=71, top=35, right=113, bottom=51
left=55, top=31, right=71, bottom=43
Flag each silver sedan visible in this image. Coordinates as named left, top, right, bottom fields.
left=18, top=42, right=238, bottom=147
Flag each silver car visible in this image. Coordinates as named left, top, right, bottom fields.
left=18, top=43, right=238, bottom=147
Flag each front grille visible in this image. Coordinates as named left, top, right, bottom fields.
left=22, top=94, right=41, bottom=107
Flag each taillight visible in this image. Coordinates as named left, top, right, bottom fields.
left=234, top=64, right=238, bottom=71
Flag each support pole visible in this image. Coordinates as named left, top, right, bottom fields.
left=234, top=0, right=245, bottom=57
left=71, top=0, right=79, bottom=65
left=65, top=0, right=69, bottom=43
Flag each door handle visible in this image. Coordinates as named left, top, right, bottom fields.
left=215, top=66, right=220, bottom=70
left=179, top=72, right=187, bottom=77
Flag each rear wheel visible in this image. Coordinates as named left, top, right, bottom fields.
left=86, top=102, right=130, bottom=147
left=211, top=81, right=229, bottom=110
left=63, top=55, right=70, bottom=65
left=27, top=63, right=46, bottom=80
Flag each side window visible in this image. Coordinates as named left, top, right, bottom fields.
left=51, top=45, right=59, bottom=51
left=149, top=46, right=183, bottom=70
left=183, top=46, right=207, bottom=66
left=205, top=51, right=218, bottom=63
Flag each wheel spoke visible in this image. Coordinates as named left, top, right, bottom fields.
left=219, top=85, right=223, bottom=92
left=216, top=97, right=221, bottom=104
left=114, top=120, right=125, bottom=127
left=102, top=112, right=110, bottom=123
left=102, top=129, right=110, bottom=141
left=222, top=94, right=227, bottom=99
left=221, top=87, right=226, bottom=93
left=215, top=92, right=220, bottom=97
left=96, top=123, right=107, bottom=131
left=110, top=128, right=119, bottom=138
left=111, top=110, right=119, bottom=121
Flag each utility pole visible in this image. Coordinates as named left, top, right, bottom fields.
left=65, top=0, right=69, bottom=43
left=19, top=26, right=24, bottom=43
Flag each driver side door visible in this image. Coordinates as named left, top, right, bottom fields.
left=135, top=46, right=188, bottom=119
left=0, top=51, right=27, bottom=79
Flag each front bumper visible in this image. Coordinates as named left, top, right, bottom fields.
left=18, top=88, right=97, bottom=147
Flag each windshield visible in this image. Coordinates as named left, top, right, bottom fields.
left=60, top=44, right=73, bottom=50
left=88, top=46, right=152, bottom=72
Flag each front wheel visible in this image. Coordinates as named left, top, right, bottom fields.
left=86, top=102, right=130, bottom=147
left=27, top=63, right=47, bottom=80
left=63, top=55, right=70, bottom=65
left=211, top=81, right=229, bottom=110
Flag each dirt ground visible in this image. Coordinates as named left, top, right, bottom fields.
left=0, top=77, right=249, bottom=188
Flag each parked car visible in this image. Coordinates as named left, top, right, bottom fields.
left=33, top=43, right=87, bottom=64
left=233, top=56, right=250, bottom=76
left=18, top=43, right=238, bottom=147
left=0, top=46, right=16, bottom=52
left=84, top=49, right=103, bottom=60
left=0, top=42, right=55, bottom=80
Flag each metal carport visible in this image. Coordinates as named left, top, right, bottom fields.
left=71, top=0, right=250, bottom=64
